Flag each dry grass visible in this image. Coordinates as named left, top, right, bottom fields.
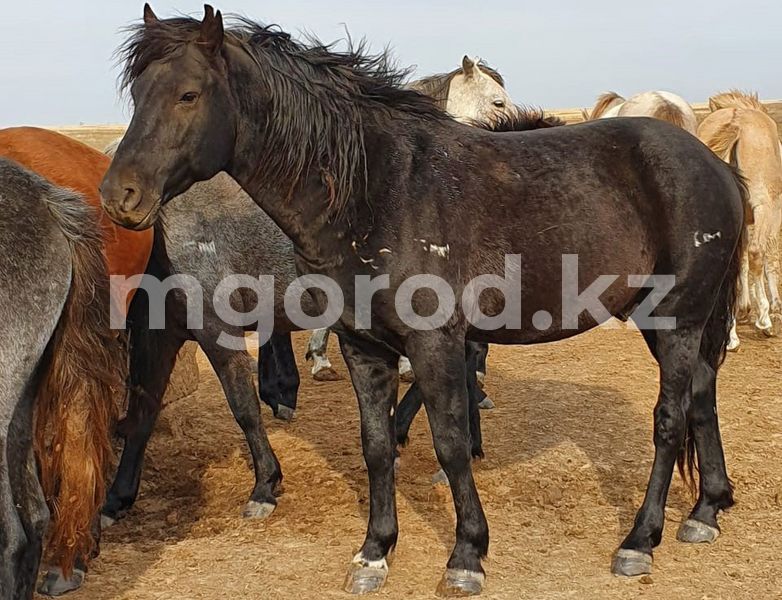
left=45, top=327, right=782, bottom=600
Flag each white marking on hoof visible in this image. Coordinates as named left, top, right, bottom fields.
left=275, top=405, right=295, bottom=422
left=477, top=396, right=495, bottom=410
left=611, top=549, right=653, bottom=577
left=432, top=468, right=449, bottom=486
left=242, top=501, right=276, bottom=520
left=398, top=356, right=415, bottom=383
left=345, top=553, right=389, bottom=594
left=436, top=568, right=485, bottom=597
left=676, top=518, right=720, bottom=544
left=100, top=514, right=116, bottom=529
left=476, top=371, right=485, bottom=390
left=393, top=456, right=401, bottom=472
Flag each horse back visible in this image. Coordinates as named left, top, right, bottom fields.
left=0, top=127, right=153, bottom=311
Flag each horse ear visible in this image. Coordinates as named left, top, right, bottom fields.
left=462, top=55, right=479, bottom=78
left=143, top=3, right=158, bottom=25
left=199, top=5, right=224, bottom=55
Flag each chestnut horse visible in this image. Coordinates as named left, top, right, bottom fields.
left=0, top=127, right=154, bottom=314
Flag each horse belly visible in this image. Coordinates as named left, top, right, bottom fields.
left=468, top=229, right=656, bottom=345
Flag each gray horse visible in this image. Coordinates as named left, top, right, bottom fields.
left=99, top=155, right=307, bottom=531
left=0, top=158, right=123, bottom=599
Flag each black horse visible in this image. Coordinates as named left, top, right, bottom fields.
left=101, top=6, right=745, bottom=596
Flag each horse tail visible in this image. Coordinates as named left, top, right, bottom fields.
left=34, top=189, right=125, bottom=575
left=587, top=91, right=624, bottom=120
left=676, top=167, right=748, bottom=492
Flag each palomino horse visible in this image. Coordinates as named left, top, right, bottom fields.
left=0, top=127, right=154, bottom=314
left=699, top=90, right=782, bottom=349
left=306, top=56, right=513, bottom=382
left=0, top=158, right=124, bottom=599
left=583, top=90, right=698, bottom=135
left=102, top=6, right=745, bottom=596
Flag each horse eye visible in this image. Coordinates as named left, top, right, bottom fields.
left=179, top=92, right=199, bottom=104
left=493, top=100, right=506, bottom=108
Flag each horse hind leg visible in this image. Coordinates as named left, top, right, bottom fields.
left=748, top=224, right=773, bottom=334
left=2, top=376, right=50, bottom=598
left=306, top=328, right=341, bottom=381
left=675, top=357, right=734, bottom=545
left=613, top=325, right=702, bottom=576
left=202, top=340, right=282, bottom=519
left=763, top=235, right=782, bottom=335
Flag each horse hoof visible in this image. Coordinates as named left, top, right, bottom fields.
left=344, top=558, right=388, bottom=594
left=432, top=468, right=449, bottom=486
left=100, top=513, right=117, bottom=529
left=611, top=549, right=652, bottom=577
left=677, top=519, right=720, bottom=544
left=38, top=567, right=85, bottom=597
left=313, top=367, right=341, bottom=381
left=726, top=341, right=740, bottom=353
left=477, top=396, right=495, bottom=410
left=399, top=370, right=415, bottom=385
left=394, top=456, right=401, bottom=472
left=243, top=500, right=276, bottom=520
left=436, top=569, right=484, bottom=597
left=759, top=326, right=775, bottom=338
left=275, top=405, right=295, bottom=422
left=476, top=371, right=485, bottom=390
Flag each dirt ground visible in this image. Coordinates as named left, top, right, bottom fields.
left=58, top=324, right=782, bottom=600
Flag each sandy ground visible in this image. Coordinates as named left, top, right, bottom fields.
left=54, top=324, right=782, bottom=600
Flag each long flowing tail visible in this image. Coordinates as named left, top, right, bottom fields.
left=34, top=189, right=126, bottom=574
left=677, top=168, right=748, bottom=489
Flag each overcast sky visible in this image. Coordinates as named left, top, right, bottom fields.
left=1, top=0, right=779, bottom=126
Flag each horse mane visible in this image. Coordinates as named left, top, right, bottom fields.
left=709, top=90, right=767, bottom=113
left=700, top=120, right=740, bottom=162
left=118, top=15, right=446, bottom=223
left=652, top=97, right=688, bottom=130
left=479, top=107, right=566, bottom=132
left=584, top=91, right=625, bottom=120
left=35, top=189, right=125, bottom=574
left=407, top=61, right=505, bottom=109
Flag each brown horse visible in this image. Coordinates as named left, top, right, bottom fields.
left=0, top=127, right=154, bottom=314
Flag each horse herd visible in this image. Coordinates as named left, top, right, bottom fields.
left=1, top=4, right=780, bottom=599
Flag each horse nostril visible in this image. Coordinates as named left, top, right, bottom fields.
left=121, top=184, right=143, bottom=212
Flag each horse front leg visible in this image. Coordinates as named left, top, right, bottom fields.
left=258, top=332, right=299, bottom=421
left=337, top=334, right=399, bottom=595
left=406, top=331, right=488, bottom=596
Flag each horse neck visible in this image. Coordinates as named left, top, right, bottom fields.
left=224, top=54, right=421, bottom=263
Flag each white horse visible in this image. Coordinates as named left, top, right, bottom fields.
left=584, top=90, right=698, bottom=135
left=307, top=56, right=515, bottom=383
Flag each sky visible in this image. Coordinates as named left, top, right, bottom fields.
left=1, top=0, right=780, bottom=126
